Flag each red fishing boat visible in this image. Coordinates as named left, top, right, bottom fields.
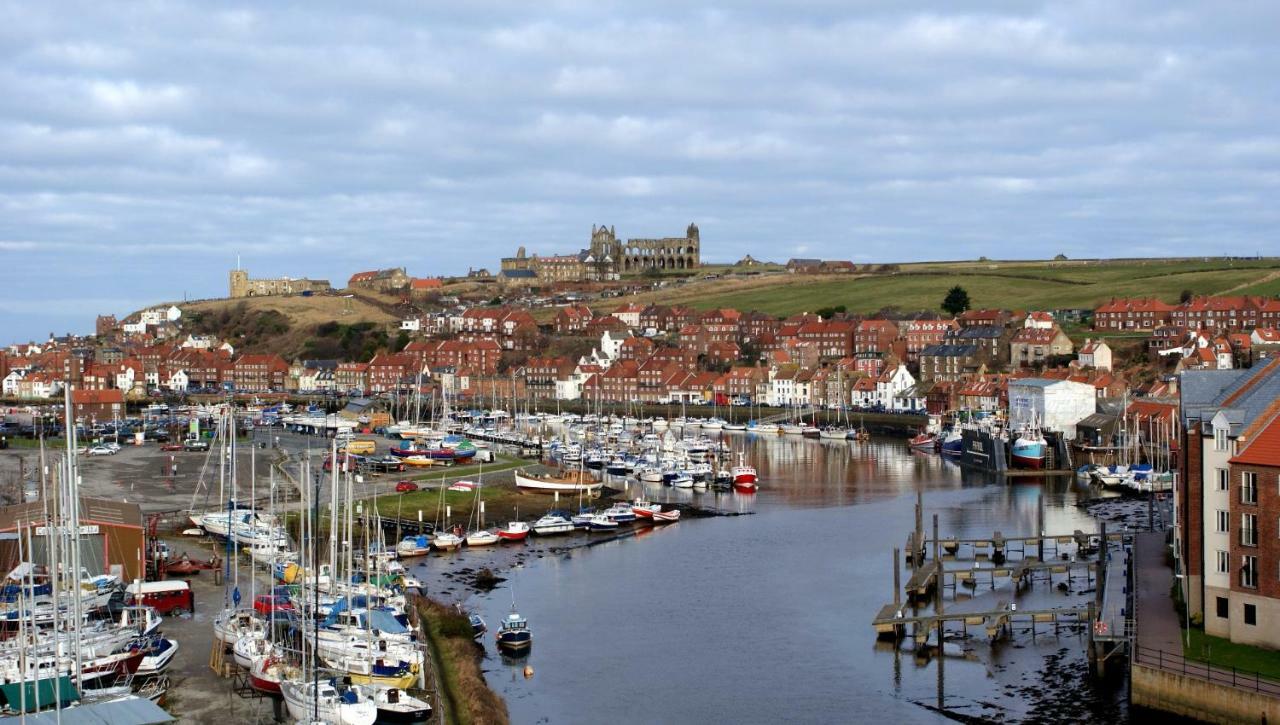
left=497, top=522, right=530, bottom=541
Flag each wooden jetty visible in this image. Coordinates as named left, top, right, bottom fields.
left=873, top=601, right=1094, bottom=643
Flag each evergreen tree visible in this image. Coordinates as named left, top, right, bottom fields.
left=942, top=286, right=971, bottom=315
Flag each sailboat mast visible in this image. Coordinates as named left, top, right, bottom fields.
left=61, top=385, right=84, bottom=684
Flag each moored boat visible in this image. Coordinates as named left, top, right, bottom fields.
left=514, top=469, right=602, bottom=494
left=497, top=521, right=530, bottom=541
left=495, top=609, right=532, bottom=654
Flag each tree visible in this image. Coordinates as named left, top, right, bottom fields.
left=393, top=331, right=410, bottom=352
left=1180, top=289, right=1193, bottom=304
left=1054, top=253, right=1068, bottom=261
left=942, top=286, right=971, bottom=315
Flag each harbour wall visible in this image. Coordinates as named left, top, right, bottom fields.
left=1131, top=662, right=1280, bottom=723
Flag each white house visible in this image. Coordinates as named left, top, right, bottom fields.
left=1024, top=311, right=1055, bottom=330
left=139, top=309, right=163, bottom=326
left=1007, top=378, right=1096, bottom=438
left=2, top=370, right=24, bottom=396
left=767, top=366, right=800, bottom=407
left=114, top=365, right=137, bottom=393
left=400, top=318, right=421, bottom=333
left=121, top=322, right=147, bottom=334
left=1077, top=339, right=1113, bottom=371
left=611, top=303, right=644, bottom=329
left=181, top=334, right=217, bottom=349
left=166, top=369, right=189, bottom=391
left=876, top=364, right=916, bottom=411
left=600, top=331, right=626, bottom=362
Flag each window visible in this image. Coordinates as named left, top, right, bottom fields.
left=1217, top=510, right=1230, bottom=533
left=1242, top=471, right=1257, bottom=504
left=1243, top=555, right=1258, bottom=589
left=1217, top=550, right=1230, bottom=573
left=1215, top=427, right=1228, bottom=451
left=1217, top=597, right=1229, bottom=619
left=1217, top=468, right=1229, bottom=491
left=1242, top=514, right=1258, bottom=547
left=1244, top=604, right=1257, bottom=626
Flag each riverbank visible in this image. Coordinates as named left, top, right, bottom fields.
left=412, top=595, right=509, bottom=725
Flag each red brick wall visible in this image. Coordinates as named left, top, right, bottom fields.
left=1184, top=424, right=1203, bottom=582
left=1229, top=462, right=1279, bottom=599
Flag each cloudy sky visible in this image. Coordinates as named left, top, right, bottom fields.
left=3, top=1, right=1278, bottom=342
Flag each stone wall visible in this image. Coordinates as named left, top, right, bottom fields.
left=1132, top=662, right=1280, bottom=723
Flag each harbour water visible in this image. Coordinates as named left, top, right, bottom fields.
left=466, top=435, right=1127, bottom=723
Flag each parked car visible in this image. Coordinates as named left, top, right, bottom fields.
left=160, top=442, right=185, bottom=452
left=183, top=439, right=210, bottom=452
left=253, top=594, right=294, bottom=616
left=395, top=480, right=418, bottom=493
left=85, top=445, right=116, bottom=456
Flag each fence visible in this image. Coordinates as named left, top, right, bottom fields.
left=1133, top=644, right=1280, bottom=697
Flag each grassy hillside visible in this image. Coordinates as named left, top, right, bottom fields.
left=179, top=293, right=401, bottom=358
left=628, top=258, right=1280, bottom=316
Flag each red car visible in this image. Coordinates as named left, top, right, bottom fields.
left=395, top=480, right=418, bottom=493
left=160, top=443, right=184, bottom=452
left=253, top=594, right=294, bottom=616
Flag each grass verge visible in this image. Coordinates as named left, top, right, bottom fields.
left=414, top=595, right=509, bottom=725
left=1184, top=627, right=1280, bottom=681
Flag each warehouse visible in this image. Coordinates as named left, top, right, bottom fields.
left=0, top=497, right=146, bottom=582
left=1007, top=378, right=1097, bottom=439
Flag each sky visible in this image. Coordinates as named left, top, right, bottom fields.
left=2, top=1, right=1279, bottom=342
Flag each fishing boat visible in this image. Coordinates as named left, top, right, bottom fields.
left=939, top=429, right=963, bottom=457
left=514, top=469, right=603, bottom=494
left=497, top=521, right=530, bottom=541
left=531, top=511, right=574, bottom=535
left=495, top=608, right=532, bottom=654
left=1011, top=430, right=1046, bottom=469
left=281, top=677, right=378, bottom=725
left=469, top=614, right=488, bottom=638
left=908, top=433, right=937, bottom=451
left=731, top=451, right=758, bottom=484
left=818, top=426, right=850, bottom=439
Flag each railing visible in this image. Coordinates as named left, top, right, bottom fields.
left=1132, top=644, right=1280, bottom=696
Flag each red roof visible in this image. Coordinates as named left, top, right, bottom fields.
left=1094, top=297, right=1177, bottom=314
left=72, top=389, right=124, bottom=404
left=411, top=278, right=442, bottom=290
left=1231, top=404, right=1280, bottom=467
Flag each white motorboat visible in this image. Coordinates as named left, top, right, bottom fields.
left=465, top=529, right=500, bottom=547
left=281, top=677, right=378, bottom=725
left=531, top=512, right=574, bottom=535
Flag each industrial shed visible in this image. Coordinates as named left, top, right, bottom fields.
left=0, top=497, right=146, bottom=582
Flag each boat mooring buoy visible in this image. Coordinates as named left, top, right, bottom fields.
left=523, top=665, right=534, bottom=679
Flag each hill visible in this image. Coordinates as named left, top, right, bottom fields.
left=623, top=258, right=1280, bottom=317
left=176, top=292, right=403, bottom=359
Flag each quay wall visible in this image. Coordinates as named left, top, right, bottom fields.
left=1131, top=663, right=1280, bottom=724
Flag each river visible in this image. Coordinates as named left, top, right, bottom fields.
left=466, top=434, right=1128, bottom=724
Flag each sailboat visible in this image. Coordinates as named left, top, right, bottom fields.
left=430, top=476, right=463, bottom=551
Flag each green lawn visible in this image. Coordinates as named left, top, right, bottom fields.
left=660, top=259, right=1280, bottom=316
left=1185, top=628, right=1280, bottom=681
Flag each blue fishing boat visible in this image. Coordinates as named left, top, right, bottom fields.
left=496, top=607, right=532, bottom=654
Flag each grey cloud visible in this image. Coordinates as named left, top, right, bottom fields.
left=2, top=1, right=1279, bottom=341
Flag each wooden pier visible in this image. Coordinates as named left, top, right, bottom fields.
left=874, top=491, right=1134, bottom=668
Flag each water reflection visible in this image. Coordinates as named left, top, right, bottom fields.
left=470, top=434, right=1116, bottom=724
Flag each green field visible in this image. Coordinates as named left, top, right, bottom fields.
left=642, top=258, right=1280, bottom=316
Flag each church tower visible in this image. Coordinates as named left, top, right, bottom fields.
left=229, top=269, right=249, bottom=298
